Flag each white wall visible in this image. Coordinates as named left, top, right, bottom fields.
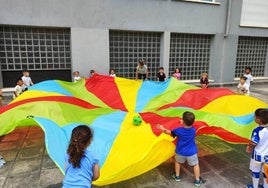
left=71, top=28, right=109, bottom=78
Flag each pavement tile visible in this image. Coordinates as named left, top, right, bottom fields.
left=0, top=149, right=18, bottom=162
left=219, top=165, right=252, bottom=187
left=23, top=137, right=45, bottom=148
left=0, top=176, right=6, bottom=187
left=0, top=161, right=12, bottom=176
left=41, top=154, right=58, bottom=170
left=39, top=168, right=64, bottom=188
left=9, top=158, right=41, bottom=176
left=3, top=172, right=40, bottom=188
left=0, top=141, right=22, bottom=151
left=18, top=146, right=44, bottom=160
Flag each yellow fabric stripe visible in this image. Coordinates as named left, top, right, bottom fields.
left=114, top=77, right=142, bottom=112
left=94, top=112, right=175, bottom=185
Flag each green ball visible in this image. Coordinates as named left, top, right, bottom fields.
left=133, top=116, right=142, bottom=126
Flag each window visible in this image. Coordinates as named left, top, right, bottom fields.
left=0, top=26, right=71, bottom=71
left=169, top=33, right=212, bottom=80
left=235, top=36, right=268, bottom=77
left=109, top=30, right=161, bottom=80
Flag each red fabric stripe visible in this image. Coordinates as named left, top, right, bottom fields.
left=0, top=96, right=99, bottom=115
left=140, top=112, right=249, bottom=144
left=158, top=88, right=234, bottom=110
left=85, top=74, right=127, bottom=111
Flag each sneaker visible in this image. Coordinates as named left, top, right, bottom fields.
left=0, top=159, right=6, bottom=169
left=172, top=173, right=181, bottom=182
left=194, top=179, right=203, bottom=187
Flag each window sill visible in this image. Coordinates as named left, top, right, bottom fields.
left=174, top=0, right=221, bottom=5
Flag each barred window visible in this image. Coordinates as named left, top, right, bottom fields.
left=109, top=30, right=161, bottom=80
left=169, top=33, right=211, bottom=80
left=0, top=26, right=71, bottom=71
left=235, top=36, right=268, bottom=77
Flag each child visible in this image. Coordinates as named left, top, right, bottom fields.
left=157, top=67, right=166, bottom=82
left=21, top=70, right=34, bottom=91
left=244, top=67, right=253, bottom=88
left=90, top=69, right=95, bottom=77
left=246, top=108, right=268, bottom=188
left=157, top=111, right=203, bottom=186
left=63, top=125, right=100, bottom=188
left=73, top=71, right=81, bottom=82
left=200, top=73, right=209, bottom=88
left=172, top=68, right=181, bottom=80
left=109, top=69, right=116, bottom=77
left=237, top=76, right=249, bottom=95
left=135, top=59, right=148, bottom=80
left=13, top=78, right=24, bottom=99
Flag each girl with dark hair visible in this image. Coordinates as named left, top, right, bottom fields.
left=63, top=125, right=100, bottom=188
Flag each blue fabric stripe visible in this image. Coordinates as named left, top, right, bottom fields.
left=32, top=111, right=126, bottom=173
left=29, top=80, right=72, bottom=96
left=231, top=113, right=254, bottom=125
left=135, top=79, right=171, bottom=112
left=88, top=111, right=126, bottom=167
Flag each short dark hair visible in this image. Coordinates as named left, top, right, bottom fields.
left=240, top=75, right=247, bottom=80
left=22, top=69, right=29, bottom=73
left=90, top=69, right=95, bottom=74
left=255, top=108, right=268, bottom=124
left=245, top=66, right=252, bottom=72
left=16, top=78, right=22, bottom=84
left=159, top=67, right=164, bottom=70
left=182, top=111, right=195, bottom=126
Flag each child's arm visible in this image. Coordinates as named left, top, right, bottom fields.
left=92, top=163, right=100, bottom=181
left=246, top=141, right=256, bottom=153
left=156, top=124, right=172, bottom=135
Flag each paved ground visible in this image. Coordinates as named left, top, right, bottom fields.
left=0, top=84, right=267, bottom=188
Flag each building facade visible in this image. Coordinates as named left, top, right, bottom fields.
left=0, top=0, right=267, bottom=87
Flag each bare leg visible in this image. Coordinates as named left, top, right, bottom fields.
left=193, top=164, right=200, bottom=180
left=175, top=161, right=181, bottom=176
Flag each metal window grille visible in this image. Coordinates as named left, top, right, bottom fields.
left=109, top=30, right=161, bottom=80
left=169, top=33, right=211, bottom=80
left=0, top=26, right=71, bottom=71
left=235, top=36, right=268, bottom=77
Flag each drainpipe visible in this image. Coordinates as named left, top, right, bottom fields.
left=224, top=0, right=232, bottom=37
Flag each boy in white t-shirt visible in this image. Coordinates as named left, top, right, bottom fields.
left=244, top=67, right=253, bottom=88
left=13, top=78, right=24, bottom=98
left=246, top=108, right=268, bottom=188
left=73, top=71, right=81, bottom=82
left=237, top=76, right=249, bottom=95
left=22, top=70, right=34, bottom=91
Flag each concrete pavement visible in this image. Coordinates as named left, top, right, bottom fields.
left=0, top=84, right=267, bottom=188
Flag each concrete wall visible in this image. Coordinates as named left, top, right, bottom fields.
left=0, top=0, right=267, bottom=84
left=71, top=28, right=109, bottom=77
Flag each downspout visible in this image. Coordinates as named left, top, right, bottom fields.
left=224, top=0, right=232, bottom=37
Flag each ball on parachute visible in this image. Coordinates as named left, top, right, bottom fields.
left=133, top=115, right=142, bottom=126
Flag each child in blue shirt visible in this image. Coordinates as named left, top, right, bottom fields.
left=157, top=111, right=203, bottom=186
left=246, top=108, right=268, bottom=188
left=63, top=125, right=100, bottom=188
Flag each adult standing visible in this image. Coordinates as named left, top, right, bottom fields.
left=135, top=59, right=148, bottom=80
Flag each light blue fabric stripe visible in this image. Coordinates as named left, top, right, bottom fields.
left=32, top=111, right=126, bottom=173
left=135, top=79, right=171, bottom=112
left=231, top=113, right=254, bottom=125
left=29, top=80, right=72, bottom=96
left=88, top=111, right=126, bottom=167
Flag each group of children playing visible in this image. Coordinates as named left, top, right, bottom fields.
left=63, top=108, right=268, bottom=188
left=13, top=70, right=34, bottom=99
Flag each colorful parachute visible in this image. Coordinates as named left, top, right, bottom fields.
left=0, top=74, right=267, bottom=185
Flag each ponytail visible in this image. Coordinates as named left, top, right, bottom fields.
left=67, top=125, right=93, bottom=168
